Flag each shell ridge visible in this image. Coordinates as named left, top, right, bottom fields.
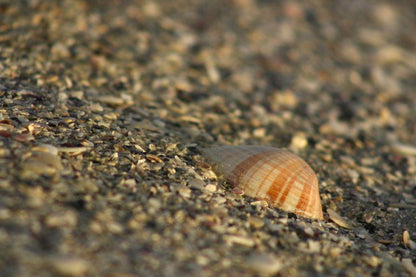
left=308, top=169, right=323, bottom=219
left=229, top=150, right=280, bottom=192
left=236, top=149, right=290, bottom=197
left=249, top=150, right=292, bottom=198
left=273, top=160, right=306, bottom=208
left=313, top=181, right=323, bottom=219
left=241, top=151, right=284, bottom=196
left=254, top=161, right=281, bottom=198
left=270, top=155, right=306, bottom=204
left=294, top=164, right=314, bottom=216
left=203, top=146, right=323, bottom=220
left=295, top=172, right=323, bottom=219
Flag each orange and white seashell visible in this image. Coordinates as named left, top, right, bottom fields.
left=202, top=145, right=323, bottom=220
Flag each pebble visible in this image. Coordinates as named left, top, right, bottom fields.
left=402, top=258, right=416, bottom=277
left=250, top=200, right=269, bottom=207
left=57, top=146, right=89, bottom=155
left=327, top=209, right=353, bottom=229
left=402, top=230, right=416, bottom=250
left=391, top=142, right=416, bottom=156
left=20, top=151, right=63, bottom=180
left=107, top=221, right=124, bottom=234
left=307, top=240, right=321, bottom=253
left=329, top=247, right=342, bottom=258
left=0, top=208, right=11, bottom=220
left=224, top=235, right=255, bottom=247
left=246, top=253, right=284, bottom=276
left=187, top=178, right=206, bottom=190
left=363, top=256, right=381, bottom=268
left=375, top=46, right=404, bottom=65
left=45, top=210, right=78, bottom=228
left=289, top=133, right=308, bottom=150
left=31, top=144, right=59, bottom=156
left=205, top=184, right=217, bottom=193
left=49, top=256, right=89, bottom=277
left=346, top=169, right=360, bottom=184
left=97, top=95, right=133, bottom=107
left=303, top=226, right=315, bottom=237
left=248, top=217, right=265, bottom=229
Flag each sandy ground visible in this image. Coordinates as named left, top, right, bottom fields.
left=1, top=0, right=416, bottom=276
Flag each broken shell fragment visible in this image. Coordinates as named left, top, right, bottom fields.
left=202, top=145, right=323, bottom=220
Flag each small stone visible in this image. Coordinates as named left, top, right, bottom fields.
left=148, top=198, right=162, bottom=211
left=391, top=142, right=416, bottom=156
left=143, top=2, right=161, bottom=17
left=205, top=184, right=217, bottom=193
left=231, top=70, right=255, bottom=92
left=146, top=154, right=163, bottom=163
left=0, top=208, right=11, bottom=220
left=403, top=230, right=416, bottom=250
left=248, top=217, right=265, bottom=229
left=233, top=187, right=244, bottom=195
left=32, top=144, right=59, bottom=156
left=176, top=185, right=192, bottom=198
left=97, top=95, right=132, bottom=107
left=58, top=146, right=89, bottom=155
left=107, top=221, right=124, bottom=234
left=120, top=178, right=137, bottom=192
left=319, top=118, right=351, bottom=136
left=49, top=256, right=89, bottom=276
left=307, top=240, right=321, bottom=253
left=375, top=46, right=403, bottom=65
left=303, top=227, right=315, bottom=237
left=204, top=54, right=220, bottom=83
left=224, top=235, right=255, bottom=247
left=373, top=4, right=398, bottom=27
left=20, top=151, right=63, bottom=180
left=196, top=255, right=210, bottom=266
left=14, top=133, right=35, bottom=142
left=402, top=258, right=416, bottom=277
left=187, top=178, right=206, bottom=190
left=355, top=227, right=369, bottom=240
left=346, top=169, right=360, bottom=184
left=270, top=90, right=298, bottom=110
left=363, top=256, right=381, bottom=268
left=69, top=90, right=84, bottom=100
left=45, top=210, right=78, bottom=228
left=327, top=209, right=353, bottom=229
left=0, top=123, right=14, bottom=132
left=253, top=127, right=266, bottom=138
left=329, top=247, right=342, bottom=257
left=290, top=133, right=308, bottom=150
left=89, top=221, right=103, bottom=234
left=246, top=253, right=284, bottom=276
left=212, top=196, right=227, bottom=205
left=250, top=200, right=268, bottom=207
left=51, top=42, right=70, bottom=59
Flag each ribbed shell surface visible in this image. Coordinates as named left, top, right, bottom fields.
left=203, top=146, right=323, bottom=220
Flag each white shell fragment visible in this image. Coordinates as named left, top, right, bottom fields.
left=327, top=209, right=352, bottom=229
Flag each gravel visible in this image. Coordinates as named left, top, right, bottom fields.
left=1, top=0, right=416, bottom=276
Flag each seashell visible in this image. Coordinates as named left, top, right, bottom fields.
left=202, top=145, right=323, bottom=220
